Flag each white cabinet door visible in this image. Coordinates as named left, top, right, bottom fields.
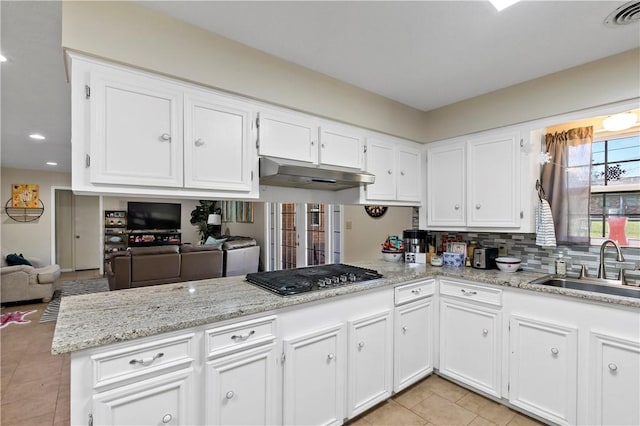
left=90, top=70, right=183, bottom=187
left=394, top=298, right=434, bottom=392
left=509, top=315, right=578, bottom=425
left=364, top=137, right=397, bottom=201
left=319, top=125, right=363, bottom=169
left=347, top=310, right=393, bottom=417
left=591, top=332, right=640, bottom=426
left=257, top=111, right=318, bottom=164
left=396, top=145, right=422, bottom=202
left=467, top=132, right=520, bottom=227
left=184, top=92, right=254, bottom=191
left=427, top=142, right=466, bottom=227
left=439, top=298, right=501, bottom=397
left=93, top=368, right=194, bottom=425
left=283, top=324, right=345, bottom=426
left=205, top=344, right=277, bottom=426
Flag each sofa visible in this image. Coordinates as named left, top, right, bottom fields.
left=106, top=239, right=260, bottom=291
left=1, top=250, right=60, bottom=303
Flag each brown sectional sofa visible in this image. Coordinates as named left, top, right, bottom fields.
left=106, top=239, right=259, bottom=291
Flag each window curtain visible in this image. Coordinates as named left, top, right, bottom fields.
left=541, top=126, right=593, bottom=244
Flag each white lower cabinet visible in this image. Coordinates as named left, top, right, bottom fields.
left=93, top=368, right=194, bottom=425
left=283, top=324, right=345, bottom=426
left=509, top=315, right=578, bottom=425
left=439, top=281, right=502, bottom=397
left=347, top=310, right=393, bottom=417
left=394, top=299, right=434, bottom=392
left=590, top=331, right=640, bottom=426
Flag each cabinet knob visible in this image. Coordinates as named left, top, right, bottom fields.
left=160, top=133, right=171, bottom=141
left=400, top=171, right=405, bottom=176
left=358, top=342, right=365, bottom=350
left=162, top=414, right=172, bottom=424
left=454, top=204, right=460, bottom=210
left=482, top=329, right=489, bottom=336
left=327, top=353, right=335, bottom=361
left=475, top=204, right=481, bottom=210
left=387, top=170, right=392, bottom=175
left=321, top=143, right=325, bottom=148
left=195, top=138, right=205, bottom=147
left=226, top=391, right=235, bottom=399
left=608, top=363, right=618, bottom=372
left=402, top=326, right=408, bottom=334
left=311, top=140, right=315, bottom=146
left=551, top=347, right=559, bottom=356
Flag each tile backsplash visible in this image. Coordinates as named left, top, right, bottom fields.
left=433, top=231, right=639, bottom=278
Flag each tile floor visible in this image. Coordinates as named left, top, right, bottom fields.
left=2, top=270, right=543, bottom=426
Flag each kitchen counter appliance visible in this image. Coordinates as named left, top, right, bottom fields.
left=403, top=229, right=432, bottom=263
left=246, top=264, right=383, bottom=296
left=473, top=247, right=499, bottom=269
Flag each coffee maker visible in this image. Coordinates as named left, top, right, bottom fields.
left=403, top=229, right=432, bottom=263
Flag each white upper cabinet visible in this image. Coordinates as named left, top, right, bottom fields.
left=319, top=124, right=364, bottom=169
left=427, top=141, right=466, bottom=227
left=467, top=132, right=520, bottom=227
left=184, top=91, right=253, bottom=191
left=257, top=111, right=318, bottom=164
left=90, top=69, right=184, bottom=188
left=426, top=129, right=524, bottom=230
left=365, top=136, right=422, bottom=202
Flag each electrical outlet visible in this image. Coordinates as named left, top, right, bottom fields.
left=498, top=244, right=508, bottom=257
left=345, top=221, right=353, bottom=230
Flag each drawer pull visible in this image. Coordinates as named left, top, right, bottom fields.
left=162, top=414, right=172, bottom=424
left=482, top=329, right=488, bottom=336
left=129, top=352, right=164, bottom=366
left=411, top=288, right=422, bottom=295
left=231, top=330, right=255, bottom=341
left=608, top=363, right=618, bottom=372
left=358, top=341, right=365, bottom=350
left=461, top=289, right=477, bottom=296
left=327, top=353, right=335, bottom=361
left=160, top=133, right=171, bottom=142
left=551, top=347, right=559, bottom=356
left=402, top=326, right=408, bottom=334
left=226, top=391, right=235, bottom=399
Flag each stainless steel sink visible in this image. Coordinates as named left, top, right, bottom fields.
left=530, top=276, right=640, bottom=299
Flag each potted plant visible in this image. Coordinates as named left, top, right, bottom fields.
left=190, top=200, right=216, bottom=243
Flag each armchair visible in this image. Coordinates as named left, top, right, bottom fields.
left=1, top=249, right=60, bottom=303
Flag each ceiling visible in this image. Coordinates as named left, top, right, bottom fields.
left=2, top=1, right=639, bottom=173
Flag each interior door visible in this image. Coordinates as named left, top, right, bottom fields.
left=74, top=195, right=101, bottom=270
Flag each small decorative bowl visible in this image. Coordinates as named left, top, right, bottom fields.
left=382, top=251, right=403, bottom=262
left=430, top=255, right=443, bottom=266
left=443, top=252, right=465, bottom=267
left=495, top=257, right=522, bottom=272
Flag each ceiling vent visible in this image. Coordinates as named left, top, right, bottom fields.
left=604, top=1, right=640, bottom=27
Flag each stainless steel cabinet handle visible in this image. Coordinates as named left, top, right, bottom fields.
left=162, top=414, right=172, bottom=424
left=454, top=204, right=460, bottom=210
left=476, top=203, right=481, bottom=209
left=402, top=326, right=408, bottom=334
left=231, top=330, right=255, bottom=341
left=551, top=347, right=559, bottom=355
left=195, top=138, right=205, bottom=147
left=482, top=329, right=488, bottom=336
left=129, top=352, right=164, bottom=366
left=608, top=363, right=618, bottom=372
left=327, top=353, right=335, bottom=361
left=226, top=391, right=235, bottom=399
left=411, top=288, right=422, bottom=294
left=358, top=342, right=365, bottom=350
left=461, top=289, right=477, bottom=296
left=160, top=133, right=171, bottom=141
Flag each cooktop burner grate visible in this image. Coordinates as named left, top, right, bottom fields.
left=246, top=264, right=383, bottom=296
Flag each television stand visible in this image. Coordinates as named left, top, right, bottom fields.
left=128, top=231, right=181, bottom=247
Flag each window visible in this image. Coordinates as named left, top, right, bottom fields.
left=590, top=134, right=640, bottom=247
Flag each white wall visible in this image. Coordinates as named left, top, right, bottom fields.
left=342, top=205, right=414, bottom=263
left=1, top=167, right=71, bottom=263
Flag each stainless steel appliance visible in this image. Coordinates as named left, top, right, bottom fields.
left=403, top=229, right=432, bottom=263
left=246, top=264, right=383, bottom=296
left=473, top=247, right=499, bottom=269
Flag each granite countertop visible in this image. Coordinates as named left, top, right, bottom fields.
left=51, top=261, right=640, bottom=355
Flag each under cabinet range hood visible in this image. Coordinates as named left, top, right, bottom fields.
left=259, top=157, right=375, bottom=190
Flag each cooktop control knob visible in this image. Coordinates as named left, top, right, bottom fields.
left=348, top=273, right=357, bottom=282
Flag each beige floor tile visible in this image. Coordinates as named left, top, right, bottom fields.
left=421, top=375, right=469, bottom=402
left=363, top=400, right=427, bottom=426
left=1, top=392, right=58, bottom=422
left=411, top=393, right=477, bottom=426
left=507, top=413, right=544, bottom=426
left=457, top=392, right=517, bottom=426
left=469, top=416, right=498, bottom=426
left=1, top=378, right=59, bottom=404
left=1, top=412, right=55, bottom=426
left=345, top=414, right=373, bottom=425
left=393, top=378, right=436, bottom=409
left=457, top=391, right=494, bottom=413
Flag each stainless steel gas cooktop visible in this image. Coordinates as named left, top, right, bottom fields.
left=246, top=264, right=383, bottom=296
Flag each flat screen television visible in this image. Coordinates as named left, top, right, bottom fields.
left=127, top=202, right=181, bottom=231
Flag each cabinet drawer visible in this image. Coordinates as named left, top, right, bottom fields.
left=439, top=279, right=502, bottom=307
left=395, top=279, right=435, bottom=305
left=92, top=333, right=195, bottom=389
left=206, top=315, right=276, bottom=358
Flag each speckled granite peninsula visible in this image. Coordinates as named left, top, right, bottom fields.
left=52, top=261, right=640, bottom=354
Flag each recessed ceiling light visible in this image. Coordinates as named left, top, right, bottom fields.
left=46, top=162, right=58, bottom=166
left=0, top=54, right=7, bottom=62
left=29, top=133, right=46, bottom=140
left=489, top=0, right=520, bottom=12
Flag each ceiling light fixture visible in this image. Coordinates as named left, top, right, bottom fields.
left=29, top=133, right=46, bottom=140
left=489, top=0, right=520, bottom=12
left=602, top=112, right=638, bottom=131
left=46, top=162, right=58, bottom=166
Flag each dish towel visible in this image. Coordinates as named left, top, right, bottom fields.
left=536, top=199, right=557, bottom=247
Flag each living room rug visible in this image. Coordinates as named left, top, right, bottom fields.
left=1, top=310, right=37, bottom=328
left=40, top=277, right=110, bottom=323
